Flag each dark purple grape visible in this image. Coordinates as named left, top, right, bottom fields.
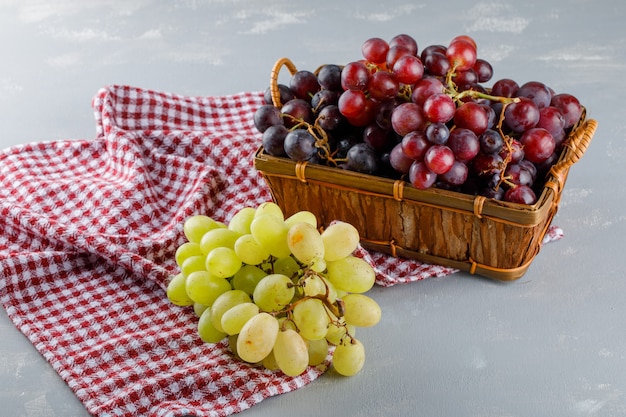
left=317, top=64, right=342, bottom=91
left=281, top=99, right=314, bottom=128
left=284, top=129, right=318, bottom=161
left=264, top=84, right=295, bottom=105
left=311, top=89, right=340, bottom=111
left=346, top=143, right=379, bottom=174
left=289, top=70, right=320, bottom=102
left=363, top=123, right=392, bottom=153
left=262, top=124, right=289, bottom=156
left=316, top=105, right=343, bottom=131
left=472, top=58, right=493, bottom=83
left=425, top=122, right=450, bottom=145
left=516, top=81, right=552, bottom=109
left=254, top=104, right=283, bottom=133
left=479, top=129, right=504, bottom=154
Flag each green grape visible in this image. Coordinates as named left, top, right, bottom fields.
left=180, top=254, right=207, bottom=277
left=166, top=273, right=194, bottom=306
left=287, top=222, right=325, bottom=265
left=185, top=270, right=232, bottom=306
left=301, top=273, right=326, bottom=297
left=175, top=241, right=203, bottom=267
left=199, top=228, right=240, bottom=255
left=198, top=307, right=227, bottom=343
left=325, top=319, right=356, bottom=345
left=342, top=293, right=382, bottom=327
left=253, top=274, right=295, bottom=312
left=285, top=210, right=317, bottom=229
left=320, top=275, right=338, bottom=303
left=333, top=338, right=365, bottom=376
left=232, top=265, right=267, bottom=296
left=262, top=349, right=279, bottom=371
left=325, top=255, right=376, bottom=293
left=210, top=290, right=251, bottom=333
left=220, top=302, right=260, bottom=335
left=234, top=234, right=271, bottom=266
left=206, top=246, right=242, bottom=278
left=321, top=221, right=360, bottom=261
left=273, top=328, right=309, bottom=376
left=227, top=334, right=240, bottom=359
left=272, top=256, right=300, bottom=278
left=250, top=214, right=291, bottom=258
left=228, top=207, right=256, bottom=235
left=277, top=316, right=297, bottom=331
left=254, top=201, right=284, bottom=221
left=183, top=214, right=220, bottom=244
left=193, top=302, right=209, bottom=317
left=237, top=312, right=279, bottom=363
left=307, top=337, right=329, bottom=366
left=292, top=298, right=330, bottom=340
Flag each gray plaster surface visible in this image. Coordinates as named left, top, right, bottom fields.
left=1, top=1, right=625, bottom=416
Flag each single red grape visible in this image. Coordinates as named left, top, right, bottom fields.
left=409, top=161, right=437, bottom=189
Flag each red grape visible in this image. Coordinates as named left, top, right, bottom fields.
left=472, top=58, right=493, bottom=83
left=504, top=97, right=540, bottom=132
left=439, top=160, right=468, bottom=186
left=491, top=78, right=519, bottom=98
left=423, top=93, right=455, bottom=123
left=454, top=102, right=489, bottom=135
left=401, top=130, right=430, bottom=160
left=424, top=144, right=454, bottom=174
left=504, top=185, right=537, bottom=205
left=367, top=70, right=399, bottom=101
left=550, top=93, right=583, bottom=128
left=389, top=142, right=415, bottom=174
left=447, top=128, right=480, bottom=162
left=516, top=81, right=552, bottom=109
left=389, top=34, right=418, bottom=55
left=409, top=161, right=437, bottom=189
left=392, top=55, right=424, bottom=85
left=338, top=90, right=366, bottom=118
left=446, top=40, right=477, bottom=71
left=341, top=61, right=370, bottom=91
left=362, top=37, right=389, bottom=64
left=519, top=127, right=556, bottom=163
left=391, top=102, right=427, bottom=136
left=411, top=77, right=445, bottom=105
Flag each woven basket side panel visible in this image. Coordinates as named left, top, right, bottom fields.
left=263, top=173, right=556, bottom=272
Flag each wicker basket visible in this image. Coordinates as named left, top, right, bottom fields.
left=254, top=58, right=598, bottom=281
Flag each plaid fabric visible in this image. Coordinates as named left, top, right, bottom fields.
left=0, top=85, right=563, bottom=416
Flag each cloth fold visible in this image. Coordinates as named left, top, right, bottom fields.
left=0, top=85, right=562, bottom=417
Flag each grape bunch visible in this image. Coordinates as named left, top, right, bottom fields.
left=254, top=34, right=584, bottom=204
left=166, top=202, right=381, bottom=377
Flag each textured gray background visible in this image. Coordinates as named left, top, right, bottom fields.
left=1, top=0, right=624, bottom=416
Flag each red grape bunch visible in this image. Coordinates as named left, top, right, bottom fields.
left=254, top=34, right=584, bottom=205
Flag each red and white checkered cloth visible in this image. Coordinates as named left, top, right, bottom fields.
left=0, top=85, right=563, bottom=417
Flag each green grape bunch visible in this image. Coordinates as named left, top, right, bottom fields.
left=166, top=202, right=382, bottom=377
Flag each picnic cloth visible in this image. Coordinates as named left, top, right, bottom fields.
left=0, top=85, right=563, bottom=417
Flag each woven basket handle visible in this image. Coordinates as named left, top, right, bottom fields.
left=547, top=118, right=597, bottom=193
left=270, top=57, right=299, bottom=107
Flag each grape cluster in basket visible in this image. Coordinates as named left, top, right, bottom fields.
left=254, top=34, right=584, bottom=205
left=166, top=202, right=381, bottom=377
